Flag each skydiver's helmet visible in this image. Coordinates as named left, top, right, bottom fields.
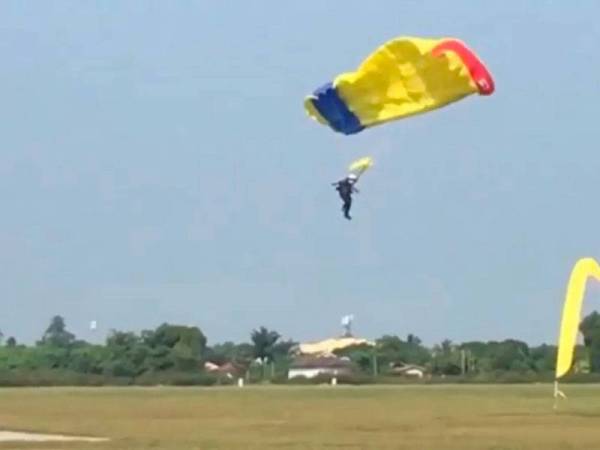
left=347, top=173, right=358, bottom=184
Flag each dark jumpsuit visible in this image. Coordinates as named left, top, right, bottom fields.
left=333, top=179, right=358, bottom=219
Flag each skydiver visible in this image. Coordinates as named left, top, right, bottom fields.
left=332, top=173, right=359, bottom=220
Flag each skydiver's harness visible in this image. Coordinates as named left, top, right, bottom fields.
left=336, top=181, right=353, bottom=200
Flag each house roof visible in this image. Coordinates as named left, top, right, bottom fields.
left=290, top=356, right=353, bottom=369
left=204, top=361, right=245, bottom=374
left=297, top=337, right=374, bottom=356
left=390, top=363, right=427, bottom=373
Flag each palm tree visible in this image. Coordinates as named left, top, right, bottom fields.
left=250, top=327, right=280, bottom=379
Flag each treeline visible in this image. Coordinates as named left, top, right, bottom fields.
left=0, top=312, right=599, bottom=386
left=0, top=318, right=295, bottom=386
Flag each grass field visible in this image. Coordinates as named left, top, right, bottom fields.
left=1, top=384, right=599, bottom=449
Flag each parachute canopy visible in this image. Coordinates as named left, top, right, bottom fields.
left=348, top=156, right=373, bottom=178
left=556, top=258, right=600, bottom=379
left=305, top=36, right=494, bottom=135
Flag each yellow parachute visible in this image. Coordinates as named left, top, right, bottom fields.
left=348, top=156, right=374, bottom=179
left=305, top=36, right=495, bottom=135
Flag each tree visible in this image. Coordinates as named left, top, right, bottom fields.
left=104, top=330, right=145, bottom=376
left=490, top=340, right=531, bottom=372
left=460, top=341, right=489, bottom=373
left=250, top=327, right=281, bottom=379
left=39, top=315, right=75, bottom=348
left=580, top=312, right=600, bottom=345
left=432, top=340, right=461, bottom=375
left=206, top=339, right=293, bottom=375
left=334, top=343, right=374, bottom=373
left=250, top=327, right=280, bottom=364
left=407, top=333, right=422, bottom=346
left=376, top=335, right=431, bottom=370
left=441, top=339, right=453, bottom=353
left=141, top=323, right=207, bottom=371
left=580, top=311, right=600, bottom=372
left=205, top=342, right=237, bottom=365
left=271, top=339, right=297, bottom=361
left=233, top=343, right=255, bottom=365
left=6, top=337, right=17, bottom=348
left=68, top=345, right=109, bottom=374
left=529, top=344, right=557, bottom=372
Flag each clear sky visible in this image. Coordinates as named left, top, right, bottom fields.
left=2, top=1, right=600, bottom=347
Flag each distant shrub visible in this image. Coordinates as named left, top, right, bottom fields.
left=0, top=369, right=131, bottom=387
left=134, top=371, right=219, bottom=386
left=560, top=373, right=600, bottom=384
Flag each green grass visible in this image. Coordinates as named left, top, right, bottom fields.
left=0, top=384, right=599, bottom=449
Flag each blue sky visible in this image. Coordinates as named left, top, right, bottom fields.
left=1, top=1, right=600, bottom=346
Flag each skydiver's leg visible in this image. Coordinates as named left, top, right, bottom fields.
left=343, top=206, right=351, bottom=219
left=340, top=193, right=349, bottom=210
left=343, top=197, right=352, bottom=220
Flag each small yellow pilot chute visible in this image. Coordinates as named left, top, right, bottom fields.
left=348, top=156, right=374, bottom=179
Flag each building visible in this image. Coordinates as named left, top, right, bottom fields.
left=204, top=361, right=245, bottom=379
left=295, top=337, right=375, bottom=357
left=288, top=355, right=353, bottom=379
left=389, top=362, right=427, bottom=378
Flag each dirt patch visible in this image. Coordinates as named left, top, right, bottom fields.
left=0, top=431, right=108, bottom=442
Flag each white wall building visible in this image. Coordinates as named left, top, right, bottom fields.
left=288, top=356, right=353, bottom=379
